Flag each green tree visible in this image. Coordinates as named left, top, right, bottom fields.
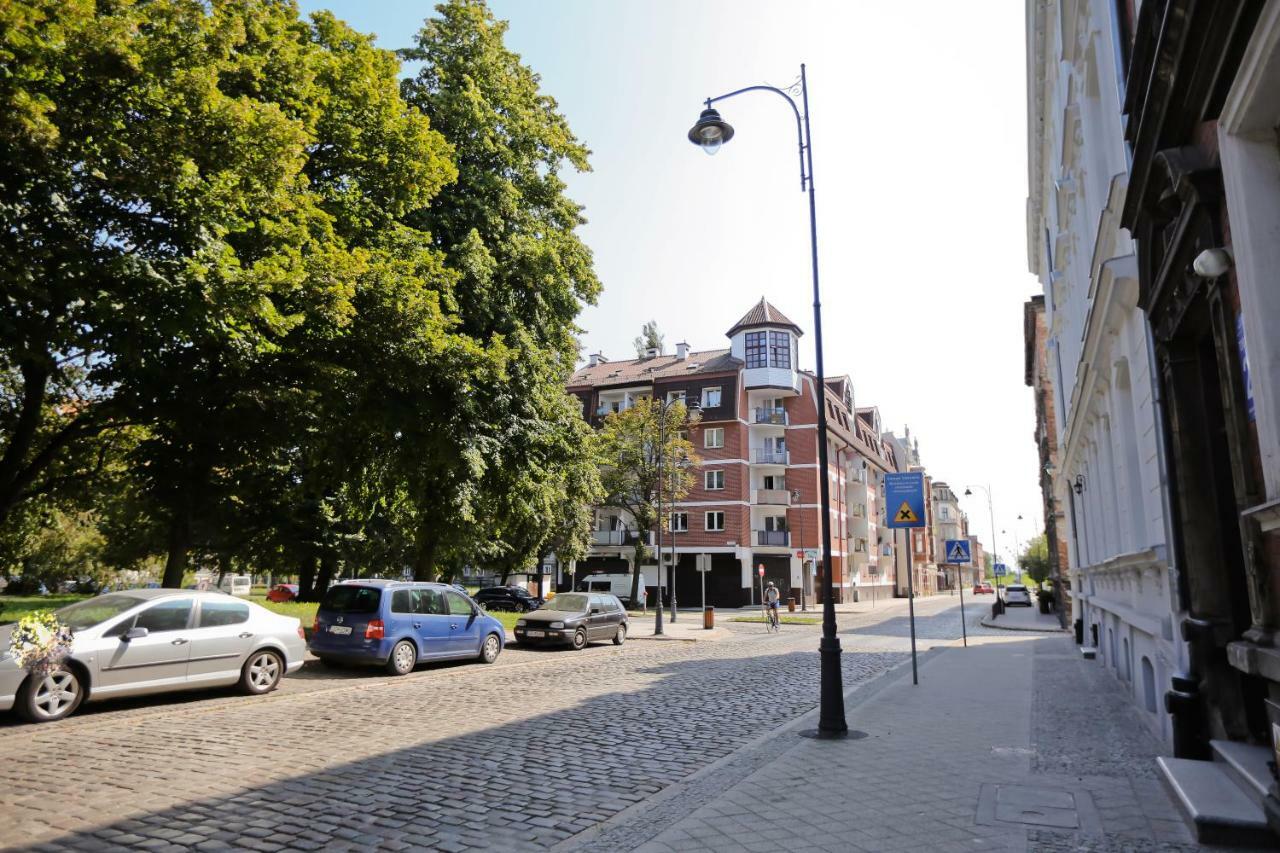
left=398, top=0, right=601, bottom=580
left=634, top=321, right=665, bottom=358
left=596, top=399, right=700, bottom=604
left=1020, top=533, right=1051, bottom=586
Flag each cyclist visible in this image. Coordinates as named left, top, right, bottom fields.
left=764, top=581, right=781, bottom=630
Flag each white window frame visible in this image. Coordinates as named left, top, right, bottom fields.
left=705, top=511, right=725, bottom=532
left=704, top=427, right=724, bottom=449
left=670, top=512, right=688, bottom=533
left=667, top=390, right=687, bottom=405
left=702, top=386, right=722, bottom=408
left=705, top=470, right=725, bottom=490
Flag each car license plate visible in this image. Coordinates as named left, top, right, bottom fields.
left=329, top=626, right=352, bottom=635
left=526, top=630, right=545, bottom=637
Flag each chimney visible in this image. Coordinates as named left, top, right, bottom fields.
left=644, top=346, right=660, bottom=359
left=588, top=351, right=607, bottom=367
left=676, top=341, right=690, bottom=360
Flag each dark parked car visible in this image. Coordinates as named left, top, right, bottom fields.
left=513, top=593, right=627, bottom=650
left=308, top=580, right=505, bottom=675
left=474, top=586, right=544, bottom=613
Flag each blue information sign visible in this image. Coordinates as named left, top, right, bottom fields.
left=884, top=471, right=926, bottom=529
left=943, top=539, right=971, bottom=565
left=994, top=563, right=1008, bottom=576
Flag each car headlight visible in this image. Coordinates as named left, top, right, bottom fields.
left=516, top=619, right=526, bottom=627
left=549, top=621, right=564, bottom=630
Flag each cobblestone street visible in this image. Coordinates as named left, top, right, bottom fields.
left=0, top=596, right=981, bottom=852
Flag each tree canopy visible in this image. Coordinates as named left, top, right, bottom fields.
left=0, top=0, right=600, bottom=593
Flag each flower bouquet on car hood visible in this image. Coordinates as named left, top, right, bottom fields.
left=7, top=611, right=74, bottom=676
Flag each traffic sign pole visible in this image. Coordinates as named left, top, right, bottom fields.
left=885, top=472, right=927, bottom=686
left=957, top=566, right=968, bottom=648
left=905, top=533, right=918, bottom=685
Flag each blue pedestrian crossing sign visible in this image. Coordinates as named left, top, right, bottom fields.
left=994, top=563, right=1008, bottom=576
left=944, top=539, right=971, bottom=565
left=884, top=471, right=926, bottom=529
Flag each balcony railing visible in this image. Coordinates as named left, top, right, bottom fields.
left=752, top=407, right=788, bottom=425
left=590, top=530, right=655, bottom=546
left=753, top=489, right=792, bottom=506
left=755, top=530, right=791, bottom=546
left=752, top=448, right=790, bottom=465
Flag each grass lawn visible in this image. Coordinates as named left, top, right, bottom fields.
left=730, top=614, right=821, bottom=625
left=0, top=594, right=91, bottom=625
left=249, top=594, right=319, bottom=625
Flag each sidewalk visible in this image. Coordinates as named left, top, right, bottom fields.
left=571, top=632, right=1210, bottom=852
left=982, top=603, right=1068, bottom=633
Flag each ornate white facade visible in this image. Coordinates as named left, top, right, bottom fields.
left=1025, top=0, right=1185, bottom=745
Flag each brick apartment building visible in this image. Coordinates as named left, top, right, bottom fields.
left=566, top=299, right=901, bottom=607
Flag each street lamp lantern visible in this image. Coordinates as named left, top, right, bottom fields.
left=687, top=107, right=734, bottom=155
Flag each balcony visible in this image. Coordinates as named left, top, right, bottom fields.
left=755, top=530, right=790, bottom=547
left=752, top=407, right=788, bottom=425
left=590, top=530, right=654, bottom=546
left=752, top=449, right=790, bottom=465
left=753, top=489, right=792, bottom=506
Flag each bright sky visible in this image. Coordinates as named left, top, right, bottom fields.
left=298, top=0, right=1044, bottom=567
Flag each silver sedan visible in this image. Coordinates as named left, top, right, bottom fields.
left=0, top=589, right=306, bottom=723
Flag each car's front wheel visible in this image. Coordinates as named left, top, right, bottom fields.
left=385, top=640, right=417, bottom=676
left=479, top=633, right=501, bottom=664
left=241, top=650, right=284, bottom=695
left=17, top=667, right=84, bottom=723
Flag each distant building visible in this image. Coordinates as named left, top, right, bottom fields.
left=567, top=299, right=901, bottom=607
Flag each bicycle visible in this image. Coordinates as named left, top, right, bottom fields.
left=763, top=603, right=780, bottom=632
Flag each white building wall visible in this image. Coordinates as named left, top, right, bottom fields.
left=1025, top=0, right=1184, bottom=746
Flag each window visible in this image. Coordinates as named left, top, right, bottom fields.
left=134, top=599, right=193, bottom=633
left=855, top=539, right=867, bottom=553
left=417, top=588, right=446, bottom=615
left=704, top=427, right=724, bottom=449
left=745, top=331, right=767, bottom=369
left=670, top=512, right=688, bottom=532
left=391, top=589, right=418, bottom=614
left=446, top=591, right=474, bottom=616
left=764, top=516, right=787, bottom=532
left=702, top=387, right=722, bottom=408
left=667, top=390, right=686, bottom=405
left=705, top=470, right=724, bottom=490
left=769, top=331, right=791, bottom=368
left=705, top=511, right=725, bottom=532
left=199, top=599, right=249, bottom=628
left=320, top=585, right=382, bottom=614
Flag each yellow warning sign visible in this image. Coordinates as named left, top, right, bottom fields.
left=894, top=501, right=919, bottom=523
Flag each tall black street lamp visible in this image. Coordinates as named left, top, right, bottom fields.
left=687, top=65, right=847, bottom=737
left=964, top=485, right=1001, bottom=596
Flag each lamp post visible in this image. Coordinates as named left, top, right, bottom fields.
left=654, top=398, right=699, bottom=637
left=963, top=485, right=1001, bottom=596
left=687, top=64, right=846, bottom=737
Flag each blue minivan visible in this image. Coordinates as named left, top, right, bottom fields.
left=308, top=580, right=505, bottom=675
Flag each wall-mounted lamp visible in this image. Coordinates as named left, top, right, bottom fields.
left=1073, top=474, right=1086, bottom=495
left=1192, top=247, right=1233, bottom=279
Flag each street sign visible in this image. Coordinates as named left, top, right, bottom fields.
left=804, top=548, right=819, bottom=560
left=943, top=539, right=972, bottom=565
left=757, top=565, right=765, bottom=576
left=994, top=563, right=1008, bottom=576
left=884, top=471, right=926, bottom=529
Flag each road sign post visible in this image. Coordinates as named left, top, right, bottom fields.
left=885, top=471, right=927, bottom=685
left=943, top=539, right=972, bottom=648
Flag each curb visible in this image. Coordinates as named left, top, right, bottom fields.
left=979, top=616, right=1067, bottom=633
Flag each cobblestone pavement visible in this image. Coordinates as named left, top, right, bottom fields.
left=0, top=595, right=976, bottom=852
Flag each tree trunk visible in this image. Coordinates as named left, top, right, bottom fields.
left=161, top=509, right=191, bottom=588
left=0, top=361, right=49, bottom=527
left=315, top=551, right=337, bottom=595
left=413, top=525, right=438, bottom=581
left=629, top=537, right=646, bottom=605
left=297, top=553, right=320, bottom=602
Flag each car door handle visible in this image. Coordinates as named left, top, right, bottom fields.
left=171, top=638, right=189, bottom=646
left=450, top=624, right=459, bottom=630
left=238, top=632, right=254, bottom=639
left=412, top=622, right=421, bottom=629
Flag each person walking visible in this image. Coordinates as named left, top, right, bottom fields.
left=639, top=585, right=648, bottom=614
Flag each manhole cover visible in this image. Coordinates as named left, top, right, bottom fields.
left=976, top=784, right=1102, bottom=833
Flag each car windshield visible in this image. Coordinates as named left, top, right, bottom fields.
left=320, top=585, right=382, bottom=614
left=541, top=594, right=588, bottom=613
left=54, top=594, right=145, bottom=631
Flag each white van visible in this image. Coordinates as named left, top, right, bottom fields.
left=218, top=574, right=252, bottom=597
left=576, top=571, right=655, bottom=604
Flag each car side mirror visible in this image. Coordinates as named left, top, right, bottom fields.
left=124, top=626, right=148, bottom=641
